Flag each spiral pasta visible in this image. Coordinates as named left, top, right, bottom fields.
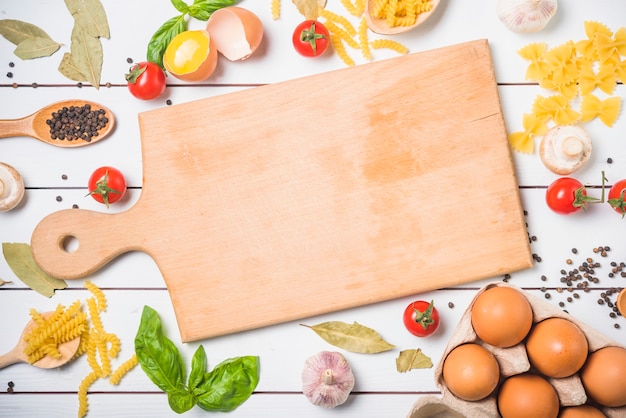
left=109, top=354, right=138, bottom=385
left=271, top=0, right=280, bottom=20
left=370, top=38, right=409, bottom=54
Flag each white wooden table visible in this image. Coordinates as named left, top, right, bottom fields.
left=1, top=1, right=625, bottom=417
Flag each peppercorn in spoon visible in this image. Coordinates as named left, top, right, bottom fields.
left=0, top=100, right=115, bottom=147
left=0, top=312, right=81, bottom=369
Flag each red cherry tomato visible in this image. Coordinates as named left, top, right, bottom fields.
left=125, top=61, right=166, bottom=100
left=292, top=20, right=330, bottom=57
left=608, top=179, right=626, bottom=216
left=545, top=177, right=591, bottom=215
left=403, top=300, right=440, bottom=337
left=87, top=166, right=127, bottom=208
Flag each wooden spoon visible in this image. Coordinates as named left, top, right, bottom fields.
left=0, top=100, right=115, bottom=147
left=0, top=312, right=81, bottom=369
left=365, top=0, right=440, bottom=35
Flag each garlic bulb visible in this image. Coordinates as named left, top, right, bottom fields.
left=497, top=0, right=557, bottom=33
left=0, top=162, right=25, bottom=212
left=302, top=351, right=355, bottom=408
left=539, top=125, right=592, bottom=175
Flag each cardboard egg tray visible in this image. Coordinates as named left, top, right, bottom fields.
left=407, top=282, right=626, bottom=418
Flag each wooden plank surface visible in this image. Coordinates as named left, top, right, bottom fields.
left=30, top=40, right=532, bottom=342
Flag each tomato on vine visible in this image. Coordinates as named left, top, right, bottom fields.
left=87, top=166, right=127, bottom=208
left=126, top=61, right=166, bottom=100
left=403, top=300, right=440, bottom=337
left=292, top=20, right=330, bottom=57
left=608, top=179, right=626, bottom=217
left=545, top=177, right=600, bottom=215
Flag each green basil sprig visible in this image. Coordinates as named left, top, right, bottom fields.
left=135, top=306, right=260, bottom=414
left=146, top=0, right=238, bottom=68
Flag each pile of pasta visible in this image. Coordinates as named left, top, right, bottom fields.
left=509, top=21, right=625, bottom=153
left=370, top=0, right=434, bottom=28
left=26, top=280, right=138, bottom=418
left=270, top=0, right=410, bottom=67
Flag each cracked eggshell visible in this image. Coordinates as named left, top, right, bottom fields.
left=496, top=0, right=557, bottom=33
left=0, top=162, right=25, bottom=212
left=206, top=7, right=263, bottom=61
left=539, top=125, right=592, bottom=175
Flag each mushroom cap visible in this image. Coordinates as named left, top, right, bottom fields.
left=302, top=351, right=355, bottom=408
left=539, top=125, right=592, bottom=175
left=0, top=162, right=25, bottom=212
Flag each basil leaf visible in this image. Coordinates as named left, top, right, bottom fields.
left=134, top=306, right=187, bottom=394
left=188, top=0, right=236, bottom=21
left=146, top=14, right=187, bottom=67
left=196, top=356, right=260, bottom=412
left=168, top=388, right=196, bottom=414
left=170, top=0, right=190, bottom=14
left=188, top=345, right=207, bottom=392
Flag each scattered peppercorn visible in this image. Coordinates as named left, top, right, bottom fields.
left=447, top=302, right=454, bottom=309
left=166, top=99, right=172, bottom=106
left=126, top=57, right=133, bottom=64
left=31, top=82, right=37, bottom=88
left=45, top=104, right=109, bottom=142
left=6, top=72, right=13, bottom=78
left=607, top=157, right=613, bottom=164
left=8, top=62, right=14, bottom=68
left=56, top=196, right=62, bottom=202
left=61, top=174, right=68, bottom=180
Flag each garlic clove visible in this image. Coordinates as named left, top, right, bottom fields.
left=302, top=351, right=355, bottom=408
left=0, top=162, right=25, bottom=212
left=496, top=0, right=557, bottom=33
left=539, top=125, right=592, bottom=175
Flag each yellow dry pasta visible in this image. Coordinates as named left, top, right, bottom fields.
left=330, top=36, right=355, bottom=66
left=371, top=0, right=432, bottom=27
left=271, top=0, right=280, bottom=20
left=318, top=7, right=356, bottom=36
left=23, top=302, right=86, bottom=364
left=358, top=17, right=372, bottom=60
left=77, top=370, right=99, bottom=418
left=324, top=20, right=360, bottom=49
left=510, top=21, right=625, bottom=153
left=85, top=280, right=107, bottom=312
left=109, top=354, right=138, bottom=385
left=341, top=0, right=365, bottom=17
left=370, top=38, right=409, bottom=54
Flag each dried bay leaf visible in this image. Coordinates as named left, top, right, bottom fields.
left=396, top=349, right=433, bottom=373
left=58, top=52, right=87, bottom=81
left=14, top=37, right=61, bottom=59
left=292, top=0, right=326, bottom=20
left=0, top=278, right=12, bottom=286
left=70, top=24, right=102, bottom=88
left=0, top=19, right=55, bottom=45
left=2, top=243, right=67, bottom=298
left=64, top=0, right=110, bottom=38
left=301, top=321, right=395, bottom=353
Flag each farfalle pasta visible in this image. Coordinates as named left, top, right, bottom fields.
left=509, top=21, right=625, bottom=153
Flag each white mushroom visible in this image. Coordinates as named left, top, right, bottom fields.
left=496, top=0, right=557, bottom=33
left=302, top=351, right=355, bottom=408
left=0, top=162, right=25, bottom=212
left=539, top=125, right=592, bottom=175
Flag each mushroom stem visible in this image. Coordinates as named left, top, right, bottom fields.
left=323, top=368, right=334, bottom=385
left=562, top=136, right=583, bottom=157
left=0, top=179, right=5, bottom=197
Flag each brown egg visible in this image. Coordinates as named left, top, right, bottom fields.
left=581, top=346, right=626, bottom=407
left=558, top=405, right=606, bottom=418
left=471, top=286, right=533, bottom=348
left=526, top=317, right=589, bottom=378
left=497, top=373, right=559, bottom=418
left=442, top=343, right=500, bottom=401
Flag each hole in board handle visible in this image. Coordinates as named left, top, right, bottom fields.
left=61, top=235, right=79, bottom=253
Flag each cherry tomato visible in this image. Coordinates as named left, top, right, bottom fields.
left=545, top=177, right=594, bottom=215
left=87, top=166, right=127, bottom=208
left=292, top=20, right=330, bottom=57
left=608, top=179, right=626, bottom=216
left=403, top=300, right=440, bottom=337
left=125, top=61, right=166, bottom=100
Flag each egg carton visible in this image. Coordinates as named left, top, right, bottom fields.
left=407, top=281, right=626, bottom=418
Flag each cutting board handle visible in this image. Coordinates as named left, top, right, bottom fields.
left=30, top=209, right=137, bottom=280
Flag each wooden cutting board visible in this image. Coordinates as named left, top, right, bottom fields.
left=31, top=39, right=533, bottom=342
